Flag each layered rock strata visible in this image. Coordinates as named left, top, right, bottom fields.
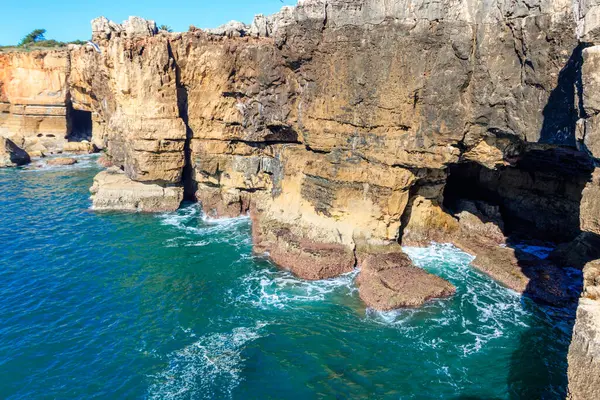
left=3, top=1, right=600, bottom=308
left=0, top=50, right=97, bottom=156
left=90, top=167, right=183, bottom=212
left=568, top=260, right=600, bottom=399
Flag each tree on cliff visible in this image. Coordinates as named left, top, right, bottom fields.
left=18, top=29, right=46, bottom=47
left=159, top=25, right=173, bottom=32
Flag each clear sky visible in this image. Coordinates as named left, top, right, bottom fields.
left=0, top=0, right=297, bottom=45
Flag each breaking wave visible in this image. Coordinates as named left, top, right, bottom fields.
left=157, top=204, right=252, bottom=249
left=366, top=243, right=530, bottom=356
left=235, top=263, right=358, bottom=310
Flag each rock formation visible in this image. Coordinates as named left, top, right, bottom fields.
left=1, top=0, right=600, bottom=393
left=0, top=48, right=98, bottom=156
left=90, top=167, right=184, bottom=212
left=0, top=137, right=30, bottom=167
left=568, top=260, right=600, bottom=399
left=47, top=157, right=77, bottom=166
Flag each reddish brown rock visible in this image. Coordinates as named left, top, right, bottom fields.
left=47, top=157, right=77, bottom=166
left=251, top=210, right=356, bottom=280
left=357, top=250, right=456, bottom=310
left=96, top=154, right=113, bottom=168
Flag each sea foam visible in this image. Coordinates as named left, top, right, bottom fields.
left=147, top=322, right=267, bottom=400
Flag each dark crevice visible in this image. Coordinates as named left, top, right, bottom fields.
left=442, top=150, right=594, bottom=397
left=397, top=185, right=420, bottom=245
left=169, top=41, right=196, bottom=202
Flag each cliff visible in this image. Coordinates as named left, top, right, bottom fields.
left=1, top=0, right=600, bottom=394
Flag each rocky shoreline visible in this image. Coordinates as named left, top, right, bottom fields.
left=2, top=0, right=600, bottom=397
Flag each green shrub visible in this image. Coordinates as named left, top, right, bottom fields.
left=18, top=29, right=46, bottom=47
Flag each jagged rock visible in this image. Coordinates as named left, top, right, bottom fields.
left=0, top=137, right=30, bottom=167
left=3, top=1, right=597, bottom=316
left=122, top=16, right=157, bottom=38
left=581, top=168, right=600, bottom=235
left=249, top=7, right=296, bottom=37
left=90, top=167, right=183, bottom=212
left=92, top=16, right=156, bottom=40
left=252, top=209, right=356, bottom=280
left=568, top=261, right=600, bottom=400
left=97, top=154, right=113, bottom=168
left=47, top=157, right=77, bottom=166
left=205, top=21, right=249, bottom=37
left=357, top=249, right=456, bottom=310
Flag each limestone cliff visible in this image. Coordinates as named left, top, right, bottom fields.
left=1, top=0, right=600, bottom=393
left=2, top=0, right=600, bottom=380
left=0, top=49, right=97, bottom=156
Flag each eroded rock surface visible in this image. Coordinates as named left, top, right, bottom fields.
left=357, top=248, right=456, bottom=310
left=2, top=1, right=600, bottom=314
left=568, top=260, right=600, bottom=400
left=90, top=167, right=183, bottom=212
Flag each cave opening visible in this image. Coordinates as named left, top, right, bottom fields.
left=442, top=148, right=596, bottom=397
left=68, top=109, right=93, bottom=141
left=442, top=148, right=593, bottom=244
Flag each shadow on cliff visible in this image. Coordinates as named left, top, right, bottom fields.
left=443, top=44, right=599, bottom=398
left=444, top=155, right=596, bottom=398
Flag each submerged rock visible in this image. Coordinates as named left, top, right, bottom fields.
left=357, top=250, right=456, bottom=310
left=90, top=167, right=183, bottom=212
left=0, top=137, right=30, bottom=167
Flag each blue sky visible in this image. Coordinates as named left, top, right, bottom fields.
left=1, top=0, right=297, bottom=45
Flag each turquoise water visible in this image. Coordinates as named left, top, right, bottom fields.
left=0, top=157, right=574, bottom=399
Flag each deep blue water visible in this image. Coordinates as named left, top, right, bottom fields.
left=0, top=157, right=573, bottom=399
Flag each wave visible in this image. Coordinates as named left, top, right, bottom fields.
left=22, top=154, right=101, bottom=172
left=366, top=243, right=531, bottom=356
left=235, top=262, right=358, bottom=310
left=157, top=204, right=252, bottom=249
left=147, top=322, right=267, bottom=400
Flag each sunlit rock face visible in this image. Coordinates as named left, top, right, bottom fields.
left=64, top=0, right=595, bottom=295
left=0, top=51, right=70, bottom=154
left=1, top=0, right=597, bottom=307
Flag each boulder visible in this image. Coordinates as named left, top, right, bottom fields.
left=90, top=167, right=183, bottom=212
left=96, top=154, right=113, bottom=168
left=0, top=137, right=30, bottom=167
left=357, top=250, right=456, bottom=310
left=63, top=141, right=96, bottom=154
left=47, top=157, right=77, bottom=166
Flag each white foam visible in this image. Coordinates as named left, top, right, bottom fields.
left=236, top=263, right=358, bottom=310
left=23, top=154, right=101, bottom=172
left=147, top=322, right=266, bottom=400
left=364, top=243, right=533, bottom=356
left=157, top=204, right=252, bottom=249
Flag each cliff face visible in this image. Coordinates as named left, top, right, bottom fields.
left=1, top=0, right=600, bottom=393
left=0, top=51, right=71, bottom=154
left=68, top=0, right=597, bottom=281
left=0, top=49, right=97, bottom=156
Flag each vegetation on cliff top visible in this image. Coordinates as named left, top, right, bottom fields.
left=0, top=28, right=86, bottom=52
